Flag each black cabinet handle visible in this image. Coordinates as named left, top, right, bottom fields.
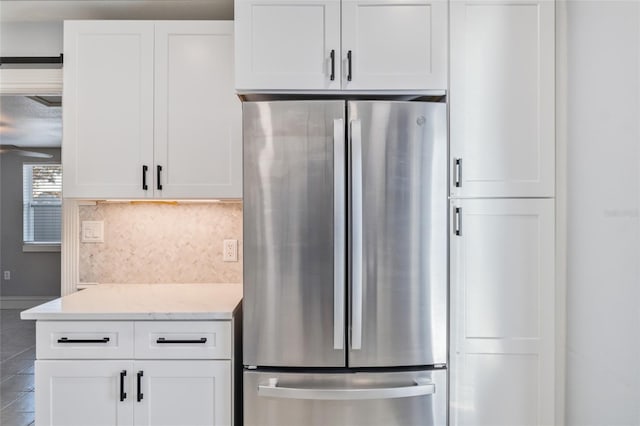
left=347, top=50, right=352, bottom=82
left=57, top=337, right=110, bottom=344
left=120, top=370, right=127, bottom=402
left=142, top=165, right=148, bottom=190
left=156, top=165, right=163, bottom=190
left=330, top=50, right=335, bottom=81
left=156, top=337, right=207, bottom=344
left=137, top=371, right=144, bottom=402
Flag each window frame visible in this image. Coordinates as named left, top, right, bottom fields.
left=22, top=162, right=63, bottom=252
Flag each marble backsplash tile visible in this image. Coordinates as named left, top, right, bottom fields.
left=79, top=202, right=242, bottom=284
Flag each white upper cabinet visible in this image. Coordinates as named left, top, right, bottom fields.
left=234, top=0, right=447, bottom=91
left=235, top=0, right=341, bottom=90
left=341, top=0, right=447, bottom=90
left=63, top=21, right=241, bottom=199
left=449, top=198, right=555, bottom=426
left=450, top=0, right=555, bottom=198
left=154, top=22, right=241, bottom=199
left=63, top=21, right=155, bottom=199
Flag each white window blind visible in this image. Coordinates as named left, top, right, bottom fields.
left=23, top=164, right=62, bottom=244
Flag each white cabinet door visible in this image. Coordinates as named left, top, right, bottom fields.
left=63, top=21, right=154, bottom=199
left=234, top=0, right=341, bottom=90
left=450, top=0, right=555, bottom=197
left=35, top=360, right=134, bottom=426
left=154, top=22, right=242, bottom=199
left=134, top=360, right=231, bottom=426
left=341, top=0, right=447, bottom=90
left=449, top=199, right=555, bottom=426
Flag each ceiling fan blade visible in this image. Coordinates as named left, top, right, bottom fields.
left=14, top=150, right=54, bottom=158
left=0, top=145, right=53, bottom=158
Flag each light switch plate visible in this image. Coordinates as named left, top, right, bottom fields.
left=82, top=221, right=104, bottom=243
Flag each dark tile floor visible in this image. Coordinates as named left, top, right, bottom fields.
left=0, top=309, right=36, bottom=426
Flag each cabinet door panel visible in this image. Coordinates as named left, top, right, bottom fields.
left=63, top=21, right=154, bottom=199
left=450, top=0, right=554, bottom=197
left=341, top=0, right=447, bottom=90
left=134, top=360, right=231, bottom=426
left=456, top=354, right=540, bottom=426
left=35, top=360, right=134, bottom=426
left=154, top=21, right=241, bottom=199
left=235, top=0, right=341, bottom=90
left=449, top=199, right=555, bottom=426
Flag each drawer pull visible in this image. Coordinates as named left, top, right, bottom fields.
left=57, top=337, right=110, bottom=344
left=156, top=337, right=207, bottom=344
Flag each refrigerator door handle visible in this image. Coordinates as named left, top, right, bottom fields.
left=350, top=119, right=363, bottom=351
left=257, top=379, right=436, bottom=400
left=333, top=118, right=346, bottom=350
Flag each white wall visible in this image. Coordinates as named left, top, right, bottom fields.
left=0, top=22, right=63, bottom=57
left=566, top=1, right=640, bottom=424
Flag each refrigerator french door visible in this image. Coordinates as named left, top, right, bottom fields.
left=243, top=100, right=447, bottom=425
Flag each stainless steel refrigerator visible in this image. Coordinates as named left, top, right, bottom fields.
left=243, top=100, right=447, bottom=426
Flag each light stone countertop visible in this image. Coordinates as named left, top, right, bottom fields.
left=20, top=283, right=243, bottom=321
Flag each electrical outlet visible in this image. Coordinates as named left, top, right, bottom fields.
left=223, top=239, right=238, bottom=262
left=3, top=271, right=10, bottom=280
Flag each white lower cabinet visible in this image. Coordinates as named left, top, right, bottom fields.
left=134, top=361, right=231, bottom=426
left=36, top=360, right=133, bottom=426
left=35, top=321, right=234, bottom=426
left=449, top=198, right=555, bottom=426
left=36, top=360, right=230, bottom=426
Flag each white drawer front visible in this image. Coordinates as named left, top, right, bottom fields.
left=134, top=321, right=231, bottom=359
left=37, top=321, right=134, bottom=359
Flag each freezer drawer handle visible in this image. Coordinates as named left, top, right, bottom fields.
left=57, top=337, right=110, bottom=344
left=156, top=337, right=207, bottom=344
left=258, top=379, right=435, bottom=400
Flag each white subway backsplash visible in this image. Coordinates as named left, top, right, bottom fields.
left=78, top=202, right=242, bottom=284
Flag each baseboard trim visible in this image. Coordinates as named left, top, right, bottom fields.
left=0, top=296, right=57, bottom=309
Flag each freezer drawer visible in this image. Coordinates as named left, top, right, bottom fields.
left=244, top=369, right=446, bottom=426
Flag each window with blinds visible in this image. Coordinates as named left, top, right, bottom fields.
left=23, top=164, right=62, bottom=244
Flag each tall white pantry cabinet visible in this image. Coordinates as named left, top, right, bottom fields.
left=449, top=1, right=556, bottom=425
